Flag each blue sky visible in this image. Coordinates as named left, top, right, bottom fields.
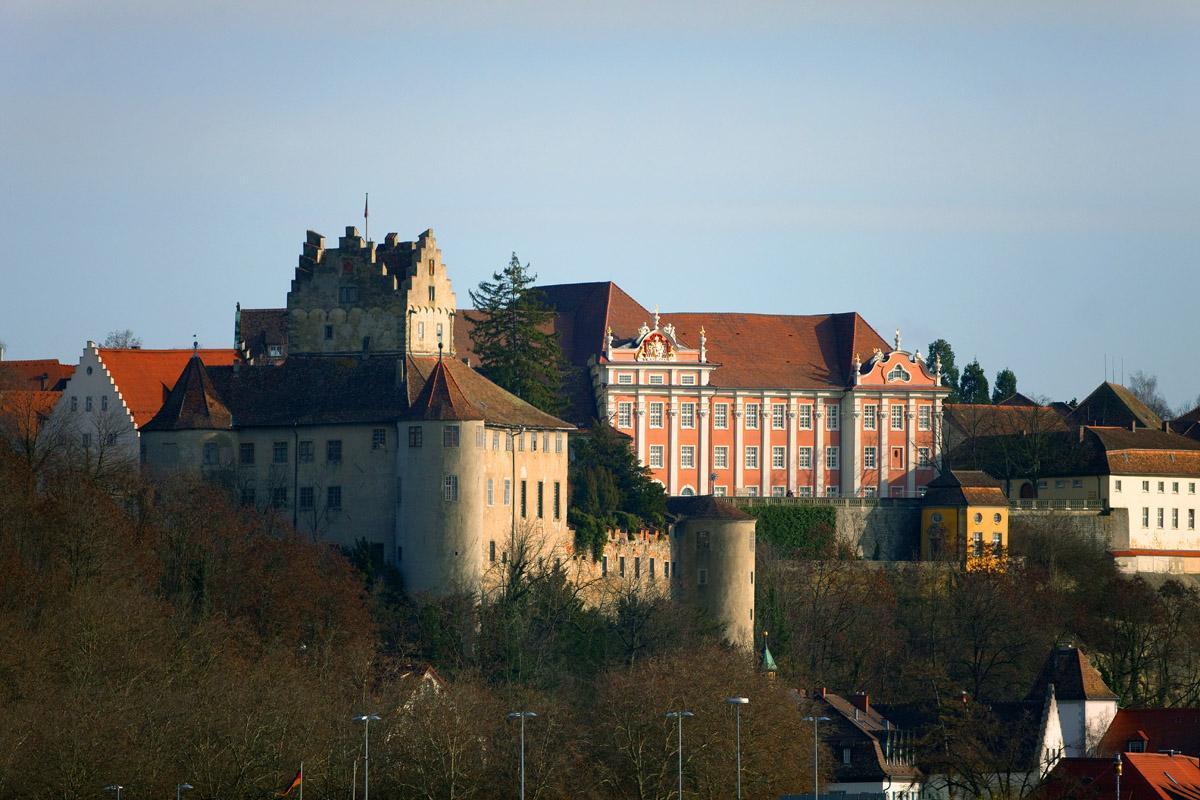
left=2, top=1, right=1197, bottom=409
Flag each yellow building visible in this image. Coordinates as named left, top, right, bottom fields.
left=921, top=470, right=1009, bottom=570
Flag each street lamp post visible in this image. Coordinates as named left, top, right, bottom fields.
left=176, top=782, right=194, bottom=800
left=725, top=698, right=749, bottom=800
left=353, top=713, right=381, bottom=800
left=103, top=785, right=123, bottom=800
left=507, top=711, right=538, bottom=800
left=801, top=715, right=831, bottom=800
left=665, top=711, right=695, bottom=800
left=1115, top=752, right=1122, bottom=800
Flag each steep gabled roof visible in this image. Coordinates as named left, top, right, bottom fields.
left=237, top=307, right=288, bottom=362
left=143, top=355, right=232, bottom=431
left=1070, top=382, right=1163, bottom=431
left=96, top=348, right=240, bottom=428
left=0, top=359, right=74, bottom=391
left=1028, top=645, right=1117, bottom=702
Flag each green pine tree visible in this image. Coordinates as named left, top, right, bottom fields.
left=465, top=253, right=563, bottom=414
left=927, top=338, right=961, bottom=402
left=991, top=368, right=1018, bottom=403
left=959, top=359, right=991, bottom=404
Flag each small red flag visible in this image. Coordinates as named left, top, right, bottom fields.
left=277, top=768, right=302, bottom=797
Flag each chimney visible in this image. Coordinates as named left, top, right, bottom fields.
left=813, top=687, right=827, bottom=700
left=1163, top=420, right=1171, bottom=432
left=850, top=692, right=870, bottom=715
left=0, top=343, right=5, bottom=360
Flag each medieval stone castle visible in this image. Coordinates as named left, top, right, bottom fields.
left=128, top=225, right=756, bottom=648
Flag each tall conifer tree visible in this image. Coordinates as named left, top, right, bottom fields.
left=465, top=253, right=563, bottom=414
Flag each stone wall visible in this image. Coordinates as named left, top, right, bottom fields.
left=833, top=504, right=923, bottom=561
left=1008, top=507, right=1129, bottom=552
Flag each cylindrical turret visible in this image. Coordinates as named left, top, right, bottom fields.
left=668, top=496, right=756, bottom=649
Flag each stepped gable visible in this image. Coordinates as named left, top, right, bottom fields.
left=206, top=357, right=408, bottom=427
left=923, top=469, right=1007, bottom=506
left=97, top=348, right=239, bottom=427
left=143, top=355, right=232, bottom=431
left=1070, top=382, right=1163, bottom=430
left=407, top=356, right=573, bottom=430
left=404, top=357, right=483, bottom=422
left=666, top=495, right=753, bottom=520
left=0, top=359, right=73, bottom=391
left=1028, top=645, right=1117, bottom=703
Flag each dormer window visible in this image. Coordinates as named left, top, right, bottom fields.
left=887, top=365, right=911, bottom=382
left=268, top=345, right=282, bottom=358
left=1128, top=739, right=1146, bottom=753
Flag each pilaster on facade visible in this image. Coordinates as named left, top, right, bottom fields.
left=759, top=397, right=769, bottom=497
left=850, top=397, right=862, bottom=497
left=879, top=399, right=890, bottom=497
left=668, top=401, right=679, bottom=495
left=636, top=399, right=647, bottom=465
left=814, top=406, right=825, bottom=497
left=906, top=401, right=917, bottom=497
left=933, top=396, right=945, bottom=471
left=733, top=399, right=744, bottom=494
left=698, top=406, right=710, bottom=495
left=787, top=398, right=797, bottom=494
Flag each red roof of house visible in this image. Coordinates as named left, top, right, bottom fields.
left=0, top=389, right=60, bottom=439
left=1096, top=709, right=1200, bottom=758
left=0, top=359, right=74, bottom=391
left=97, top=348, right=238, bottom=428
left=1035, top=753, right=1200, bottom=800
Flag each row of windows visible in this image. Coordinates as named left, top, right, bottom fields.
left=241, top=484, right=343, bottom=511
left=240, top=436, right=360, bottom=466
left=646, top=445, right=933, bottom=471
left=408, top=425, right=564, bottom=454
left=1130, top=480, right=1198, bottom=495
left=707, top=485, right=925, bottom=498
left=449, top=477, right=563, bottom=520
left=599, top=554, right=673, bottom=580
left=69, top=395, right=110, bottom=412
left=1140, top=507, right=1198, bottom=530
left=616, top=401, right=933, bottom=432
left=615, top=372, right=698, bottom=386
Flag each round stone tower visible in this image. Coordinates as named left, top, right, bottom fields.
left=667, top=496, right=756, bottom=649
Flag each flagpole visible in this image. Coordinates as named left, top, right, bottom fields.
left=364, top=192, right=369, bottom=242
left=299, top=761, right=303, bottom=800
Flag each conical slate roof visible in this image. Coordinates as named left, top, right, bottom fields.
left=404, top=358, right=484, bottom=422
left=143, top=354, right=232, bottom=431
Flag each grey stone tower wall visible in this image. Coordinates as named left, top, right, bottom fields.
left=671, top=515, right=756, bottom=649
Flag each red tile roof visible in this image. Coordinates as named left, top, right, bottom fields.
left=1035, top=753, right=1200, bottom=800
left=1029, top=646, right=1117, bottom=702
left=0, top=359, right=74, bottom=391
left=97, top=348, right=239, bottom=428
left=1096, top=709, right=1200, bottom=758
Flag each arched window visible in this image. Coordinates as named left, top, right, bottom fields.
left=887, top=365, right=911, bottom=382
left=680, top=486, right=695, bottom=496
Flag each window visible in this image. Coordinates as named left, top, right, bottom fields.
left=680, top=374, right=696, bottom=385
left=798, top=447, right=812, bottom=469
left=826, top=486, right=840, bottom=497
left=826, top=405, right=840, bottom=431
left=339, top=286, right=359, bottom=303
left=601, top=556, right=608, bottom=576
left=267, top=344, right=282, bottom=358
left=992, top=532, right=1003, bottom=551
left=85, top=396, right=93, bottom=412
left=1115, top=479, right=1122, bottom=492
left=1190, top=509, right=1195, bottom=530
left=973, top=531, right=983, bottom=557
left=649, top=402, right=664, bottom=428
left=273, top=441, right=288, bottom=464
left=70, top=396, right=77, bottom=412
left=520, top=481, right=527, bottom=517
left=443, top=425, right=460, bottom=447
left=1072, top=479, right=1083, bottom=489
left=1159, top=481, right=1166, bottom=493
left=714, top=446, right=728, bottom=469
left=299, top=440, right=314, bottom=462
left=1143, top=480, right=1151, bottom=492
left=918, top=447, right=931, bottom=468
left=681, top=446, right=696, bottom=469
left=493, top=430, right=500, bottom=450
left=1190, top=483, right=1196, bottom=494
left=1055, top=480, right=1065, bottom=489
left=772, top=446, right=785, bottom=469
left=241, top=484, right=256, bottom=507
left=418, top=321, right=425, bottom=340
left=326, top=440, right=342, bottom=463
left=1128, top=740, right=1147, bottom=753
left=843, top=748, right=852, bottom=765
left=537, top=481, right=544, bottom=518
left=272, top=488, right=288, bottom=509
left=664, top=561, right=670, bottom=578
left=745, top=446, right=759, bottom=469
left=798, top=486, right=812, bottom=497
left=649, top=374, right=665, bottom=385
left=239, top=443, right=255, bottom=465
left=698, top=568, right=708, bottom=586
left=798, top=404, right=812, bottom=429
left=324, top=325, right=334, bottom=341
left=553, top=482, right=561, bottom=519
left=504, top=478, right=511, bottom=506
left=489, top=541, right=496, bottom=562
left=327, top=486, right=342, bottom=511
left=1158, top=508, right=1165, bottom=528
left=714, top=485, right=727, bottom=496
left=891, top=405, right=904, bottom=430
left=746, top=403, right=760, bottom=430
left=863, top=404, right=876, bottom=430
left=918, top=405, right=931, bottom=431
left=1143, top=507, right=1150, bottom=528
left=826, top=446, right=840, bottom=469
left=649, top=445, right=664, bottom=469
left=1173, top=481, right=1180, bottom=494
left=443, top=475, right=459, bottom=502
left=555, top=432, right=564, bottom=453
left=476, top=427, right=485, bottom=448
left=428, top=258, right=435, bottom=276
left=887, top=365, right=911, bottom=382
left=617, top=373, right=633, bottom=385
left=681, top=403, right=696, bottom=429
left=619, top=557, right=626, bottom=577
left=714, top=403, right=729, bottom=429
left=486, top=478, right=495, bottom=506
left=634, top=557, right=640, bottom=579
left=101, top=396, right=108, bottom=411
left=1172, top=509, right=1179, bottom=529
left=408, top=426, right=423, bottom=448
left=428, top=285, right=435, bottom=303
left=771, top=486, right=786, bottom=497
left=543, top=431, right=549, bottom=452
left=772, top=404, right=786, bottom=430
left=617, top=402, right=632, bottom=428
left=202, top=442, right=219, bottom=466
left=994, top=512, right=1002, bottom=523
left=864, top=447, right=877, bottom=470
left=974, top=512, right=983, bottom=523
left=864, top=486, right=877, bottom=497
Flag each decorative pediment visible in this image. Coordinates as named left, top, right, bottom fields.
left=636, top=330, right=677, bottom=362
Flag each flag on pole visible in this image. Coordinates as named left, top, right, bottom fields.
left=277, top=766, right=303, bottom=797
left=364, top=193, right=369, bottom=241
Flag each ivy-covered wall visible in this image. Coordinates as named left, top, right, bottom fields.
left=742, top=505, right=838, bottom=557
